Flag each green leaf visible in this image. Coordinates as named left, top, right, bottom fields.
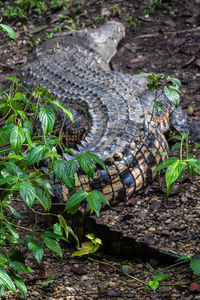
left=35, top=188, right=51, bottom=210
left=42, top=280, right=54, bottom=286
left=72, top=242, right=94, bottom=256
left=67, top=226, right=79, bottom=246
left=39, top=107, right=55, bottom=135
left=153, top=274, right=170, bottom=281
left=9, top=261, right=34, bottom=274
left=77, top=154, right=95, bottom=179
left=58, top=215, right=69, bottom=239
left=41, top=236, right=62, bottom=258
left=7, top=206, right=22, bottom=219
left=190, top=259, right=200, bottom=275
left=65, top=160, right=78, bottom=177
left=27, top=145, right=47, bottom=167
left=166, top=160, right=187, bottom=195
left=84, top=152, right=106, bottom=170
left=8, top=153, right=26, bottom=160
left=171, top=142, right=181, bottom=153
left=167, top=76, right=182, bottom=88
left=176, top=255, right=192, bottom=262
left=10, top=126, right=27, bottom=152
left=2, top=221, right=19, bottom=240
left=19, top=181, right=35, bottom=208
left=64, top=190, right=88, bottom=211
left=24, top=120, right=33, bottom=136
left=62, top=173, right=75, bottom=188
left=0, top=175, right=18, bottom=185
left=12, top=273, right=27, bottom=299
left=164, top=87, right=180, bottom=107
left=155, top=157, right=179, bottom=172
left=28, top=241, right=44, bottom=264
left=86, top=190, right=102, bottom=216
left=51, top=100, right=74, bottom=122
left=53, top=160, right=66, bottom=180
left=149, top=279, right=159, bottom=291
left=0, top=266, right=17, bottom=296
left=0, top=24, right=17, bottom=41
left=4, top=161, right=23, bottom=175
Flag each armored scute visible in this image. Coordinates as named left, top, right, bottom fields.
left=20, top=22, right=188, bottom=205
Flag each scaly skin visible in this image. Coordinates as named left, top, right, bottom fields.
left=19, top=22, right=188, bottom=205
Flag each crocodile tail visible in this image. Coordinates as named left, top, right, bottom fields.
left=52, top=129, right=168, bottom=210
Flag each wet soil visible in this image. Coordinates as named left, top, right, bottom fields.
left=0, top=0, right=200, bottom=299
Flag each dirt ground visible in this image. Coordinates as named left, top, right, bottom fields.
left=0, top=0, right=200, bottom=299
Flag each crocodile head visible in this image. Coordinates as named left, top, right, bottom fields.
left=82, top=21, right=125, bottom=65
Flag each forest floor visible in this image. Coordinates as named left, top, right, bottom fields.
left=0, top=0, right=200, bottom=299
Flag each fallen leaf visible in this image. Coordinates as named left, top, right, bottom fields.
left=182, top=55, right=196, bottom=67
left=99, top=264, right=114, bottom=273
left=188, top=282, right=200, bottom=292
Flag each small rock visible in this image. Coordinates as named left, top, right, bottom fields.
left=127, top=293, right=135, bottom=298
left=107, top=289, right=121, bottom=297
left=148, top=227, right=156, bottom=232
left=165, top=218, right=172, bottom=224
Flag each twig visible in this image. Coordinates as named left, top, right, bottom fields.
left=134, top=28, right=200, bottom=39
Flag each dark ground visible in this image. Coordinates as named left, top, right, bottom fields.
left=0, top=0, right=200, bottom=299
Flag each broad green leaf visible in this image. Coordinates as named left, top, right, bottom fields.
left=84, top=152, right=106, bottom=170
left=153, top=274, right=170, bottom=281
left=0, top=24, right=17, bottom=41
left=0, top=175, right=18, bottom=185
left=12, top=273, right=27, bottom=299
left=39, top=107, right=55, bottom=135
left=0, top=266, right=17, bottom=296
left=4, top=161, right=23, bottom=175
left=167, top=76, right=182, bottom=88
left=53, top=160, right=66, bottom=180
left=41, top=236, right=62, bottom=258
left=2, top=221, right=19, bottom=239
left=72, top=242, right=94, bottom=257
left=149, top=280, right=159, bottom=291
left=65, top=160, right=78, bottom=177
left=155, top=157, right=179, bottom=172
left=19, top=181, right=35, bottom=208
left=10, top=126, right=27, bottom=152
left=41, top=231, right=65, bottom=240
left=62, top=173, right=75, bottom=188
left=7, top=205, right=22, bottom=219
left=165, top=160, right=187, bottom=195
left=51, top=100, right=74, bottom=122
left=139, top=72, right=152, bottom=77
left=0, top=248, right=8, bottom=262
left=24, top=120, right=33, bottom=136
left=53, top=223, right=63, bottom=236
left=64, top=190, right=88, bottom=211
left=9, top=261, right=34, bottom=273
left=77, top=154, right=95, bottom=179
left=27, top=145, right=47, bottom=167
left=28, top=241, right=44, bottom=264
left=171, top=142, right=181, bottom=153
left=35, top=188, right=51, bottom=210
left=164, top=87, right=180, bottom=107
left=86, top=190, right=102, bottom=216
left=0, top=284, right=6, bottom=297
left=190, top=259, right=200, bottom=275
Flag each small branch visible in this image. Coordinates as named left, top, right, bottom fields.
left=134, top=28, right=200, bottom=39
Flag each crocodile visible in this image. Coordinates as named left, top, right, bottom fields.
left=20, top=21, right=189, bottom=207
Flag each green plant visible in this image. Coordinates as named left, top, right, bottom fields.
left=110, top=4, right=120, bottom=16
left=72, top=234, right=102, bottom=256
left=155, top=132, right=200, bottom=195
left=0, top=77, right=108, bottom=298
left=0, top=23, right=17, bottom=41
left=148, top=0, right=166, bottom=13
left=124, top=16, right=141, bottom=27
